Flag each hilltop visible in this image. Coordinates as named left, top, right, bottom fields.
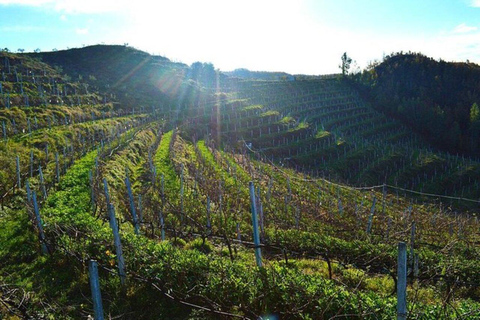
left=29, top=45, right=207, bottom=110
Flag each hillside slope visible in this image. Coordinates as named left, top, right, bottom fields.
left=353, top=52, right=480, bottom=155
left=29, top=45, right=207, bottom=111
left=1, top=45, right=480, bottom=319
left=4, top=46, right=480, bottom=201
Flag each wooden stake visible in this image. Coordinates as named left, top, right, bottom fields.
left=32, top=191, right=48, bottom=254
left=125, top=174, right=140, bottom=235
left=88, top=260, right=105, bottom=320
left=397, top=242, right=407, bottom=320
left=15, top=155, right=21, bottom=189
left=249, top=182, right=262, bottom=267
left=108, top=203, right=126, bottom=284
left=366, top=196, right=376, bottom=234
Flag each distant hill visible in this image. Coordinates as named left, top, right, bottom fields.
left=224, top=68, right=295, bottom=81
left=28, top=45, right=200, bottom=109
left=353, top=52, right=480, bottom=156
left=28, top=45, right=172, bottom=84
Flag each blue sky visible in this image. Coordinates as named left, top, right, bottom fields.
left=1, top=0, right=479, bottom=74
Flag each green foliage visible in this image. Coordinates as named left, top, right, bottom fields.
left=340, top=52, right=353, bottom=76
left=243, top=104, right=263, bottom=111
left=470, top=103, right=480, bottom=123
left=154, top=130, right=180, bottom=195
left=185, top=238, right=213, bottom=254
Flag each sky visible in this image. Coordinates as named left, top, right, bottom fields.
left=0, top=0, right=479, bottom=75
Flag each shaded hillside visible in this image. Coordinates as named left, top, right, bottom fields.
left=354, top=52, right=480, bottom=155
left=29, top=45, right=209, bottom=110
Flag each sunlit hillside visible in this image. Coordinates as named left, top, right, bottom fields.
left=1, top=45, right=480, bottom=319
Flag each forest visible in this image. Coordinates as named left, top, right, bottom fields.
left=352, top=52, right=480, bottom=156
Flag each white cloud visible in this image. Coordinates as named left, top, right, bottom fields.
left=0, top=25, right=45, bottom=32
left=0, top=0, right=53, bottom=5
left=75, top=27, right=88, bottom=34
left=60, top=14, right=67, bottom=21
left=52, top=0, right=130, bottom=14
left=471, top=0, right=480, bottom=7
left=0, top=0, right=129, bottom=13
left=453, top=23, right=478, bottom=33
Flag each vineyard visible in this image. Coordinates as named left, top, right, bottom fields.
left=1, top=47, right=480, bottom=319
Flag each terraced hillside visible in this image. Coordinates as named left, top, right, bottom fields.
left=192, top=78, right=480, bottom=204
left=1, top=46, right=480, bottom=319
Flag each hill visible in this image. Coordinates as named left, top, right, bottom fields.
left=353, top=52, right=480, bottom=156
left=224, top=68, right=295, bottom=81
left=1, top=45, right=480, bottom=319
left=29, top=45, right=212, bottom=111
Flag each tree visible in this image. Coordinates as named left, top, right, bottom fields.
left=34, top=48, right=41, bottom=53
left=188, top=62, right=216, bottom=88
left=339, top=52, right=352, bottom=76
left=470, top=102, right=480, bottom=123
left=17, top=48, right=25, bottom=53
left=469, top=103, right=480, bottom=152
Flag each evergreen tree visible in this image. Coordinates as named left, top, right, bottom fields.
left=339, top=52, right=352, bottom=76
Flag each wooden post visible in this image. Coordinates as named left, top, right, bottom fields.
left=397, top=242, right=407, bottom=320
left=125, top=174, right=140, bottom=235
left=25, top=179, right=32, bottom=202
left=32, top=191, right=48, bottom=254
left=287, top=177, right=292, bottom=202
left=180, top=163, right=184, bottom=223
left=88, top=260, right=105, bottom=320
left=160, top=212, right=165, bottom=241
left=103, top=178, right=110, bottom=206
left=410, top=221, right=416, bottom=262
left=382, top=184, right=387, bottom=215
left=206, top=197, right=211, bottom=234
left=256, top=186, right=265, bottom=240
left=386, top=217, right=392, bottom=239
left=105, top=189, right=126, bottom=284
left=249, top=182, right=262, bottom=267
left=152, top=165, right=157, bottom=186
left=236, top=222, right=241, bottom=242
left=39, top=165, right=47, bottom=199
left=138, top=194, right=143, bottom=224
left=413, top=253, right=419, bottom=279
left=267, top=177, right=273, bottom=202
left=16, top=155, right=21, bottom=189
left=55, top=152, right=60, bottom=184
left=30, top=150, right=34, bottom=177
left=366, top=196, right=376, bottom=234
left=295, top=206, right=300, bottom=230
